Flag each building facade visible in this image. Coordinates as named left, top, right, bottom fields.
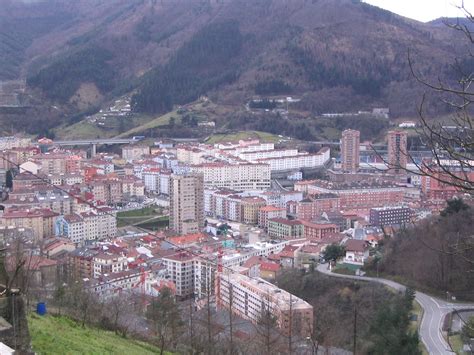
left=169, top=173, right=205, bottom=235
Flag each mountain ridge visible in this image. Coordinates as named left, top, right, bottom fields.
left=0, top=0, right=470, bottom=136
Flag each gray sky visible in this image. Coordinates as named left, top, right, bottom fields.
left=363, top=0, right=474, bottom=22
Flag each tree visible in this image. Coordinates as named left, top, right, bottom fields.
left=397, top=4, right=474, bottom=194
left=5, top=169, right=13, bottom=189
left=368, top=288, right=420, bottom=355
left=440, top=198, right=470, bottom=217
left=53, top=284, right=66, bottom=316
left=461, top=315, right=474, bottom=340
left=253, top=298, right=282, bottom=355
left=146, top=287, right=183, bottom=355
left=322, top=244, right=345, bottom=262
left=168, top=117, right=176, bottom=128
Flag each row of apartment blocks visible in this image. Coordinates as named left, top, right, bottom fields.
left=295, top=179, right=405, bottom=211
left=204, top=188, right=303, bottom=224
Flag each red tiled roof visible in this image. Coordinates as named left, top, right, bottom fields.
left=260, top=262, right=280, bottom=272
left=345, top=239, right=368, bottom=252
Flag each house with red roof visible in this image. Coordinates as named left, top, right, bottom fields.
left=343, top=239, right=369, bottom=266
left=259, top=261, right=281, bottom=280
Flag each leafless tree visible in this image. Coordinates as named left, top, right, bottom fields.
left=393, top=3, right=474, bottom=193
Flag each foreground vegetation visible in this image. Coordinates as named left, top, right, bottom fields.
left=368, top=200, right=474, bottom=301
left=276, top=269, right=420, bottom=353
left=28, top=314, right=164, bottom=355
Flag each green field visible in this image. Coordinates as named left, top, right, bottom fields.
left=114, top=110, right=181, bottom=138
left=116, top=207, right=166, bottom=228
left=28, top=314, right=166, bottom=355
left=205, top=130, right=282, bottom=144
left=55, top=114, right=153, bottom=140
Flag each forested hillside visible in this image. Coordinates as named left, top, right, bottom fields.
left=0, top=0, right=470, bottom=135
left=132, top=21, right=243, bottom=113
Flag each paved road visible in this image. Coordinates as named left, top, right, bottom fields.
left=316, top=264, right=474, bottom=354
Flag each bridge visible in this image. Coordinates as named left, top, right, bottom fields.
left=50, top=137, right=201, bottom=156
left=50, top=138, right=138, bottom=157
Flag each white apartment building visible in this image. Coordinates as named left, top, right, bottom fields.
left=256, top=148, right=330, bottom=171
left=191, top=163, right=271, bottom=190
left=159, top=171, right=170, bottom=195
left=176, top=146, right=208, bottom=164
left=0, top=136, right=31, bottom=150
left=238, top=148, right=298, bottom=162
left=93, top=253, right=128, bottom=278
left=142, top=168, right=161, bottom=192
left=55, top=207, right=116, bottom=245
left=217, top=271, right=313, bottom=337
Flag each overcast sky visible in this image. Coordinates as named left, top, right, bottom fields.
left=363, top=0, right=474, bottom=22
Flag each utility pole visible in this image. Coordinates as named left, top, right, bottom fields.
left=189, top=296, right=194, bottom=353
left=207, top=285, right=212, bottom=348
left=353, top=305, right=357, bottom=355
left=228, top=282, right=234, bottom=354
left=288, top=293, right=293, bottom=355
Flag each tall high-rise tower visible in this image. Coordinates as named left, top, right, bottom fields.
left=341, top=129, right=360, bottom=172
left=169, top=173, right=204, bottom=235
left=387, top=130, right=408, bottom=174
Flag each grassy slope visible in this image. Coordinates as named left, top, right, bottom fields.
left=114, top=110, right=181, bottom=138
left=205, top=130, right=281, bottom=144
left=28, top=314, right=165, bottom=355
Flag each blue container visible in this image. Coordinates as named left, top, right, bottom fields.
left=36, top=302, right=46, bottom=316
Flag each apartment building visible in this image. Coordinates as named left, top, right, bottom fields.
left=34, top=153, right=68, bottom=175
left=258, top=205, right=286, bottom=230
left=93, top=253, right=128, bottom=278
left=241, top=197, right=266, bottom=225
left=255, top=148, right=330, bottom=171
left=142, top=168, right=161, bottom=193
left=296, top=194, right=340, bottom=221
left=267, top=218, right=304, bottom=239
left=341, top=129, right=360, bottom=172
left=387, top=130, right=408, bottom=173
left=369, top=206, right=411, bottom=227
left=122, top=145, right=150, bottom=162
left=169, top=173, right=205, bottom=235
left=301, top=221, right=338, bottom=239
left=162, top=252, right=196, bottom=299
left=190, top=163, right=271, bottom=190
left=217, top=272, right=313, bottom=337
left=0, top=208, right=58, bottom=241
left=55, top=207, right=117, bottom=245
left=306, top=180, right=405, bottom=211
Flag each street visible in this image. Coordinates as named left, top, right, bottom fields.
left=316, top=264, right=474, bottom=354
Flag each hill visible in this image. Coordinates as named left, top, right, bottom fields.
left=28, top=314, right=166, bottom=355
left=0, top=0, right=470, bottom=136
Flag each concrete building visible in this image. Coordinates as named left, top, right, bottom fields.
left=240, top=197, right=266, bottom=225
left=341, top=129, right=360, bottom=172
left=369, top=206, right=411, bottom=227
left=169, top=173, right=204, bottom=235
left=267, top=218, right=304, bottom=239
left=217, top=271, right=313, bottom=337
left=162, top=252, right=196, bottom=299
left=258, top=205, right=286, bottom=230
left=122, top=145, right=150, bottom=162
left=301, top=221, right=338, bottom=240
left=304, top=180, right=405, bottom=211
left=387, top=130, right=408, bottom=173
left=0, top=208, right=58, bottom=241
left=191, top=163, right=271, bottom=190
left=296, top=194, right=340, bottom=221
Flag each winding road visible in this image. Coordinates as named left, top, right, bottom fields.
left=316, top=264, right=474, bottom=354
